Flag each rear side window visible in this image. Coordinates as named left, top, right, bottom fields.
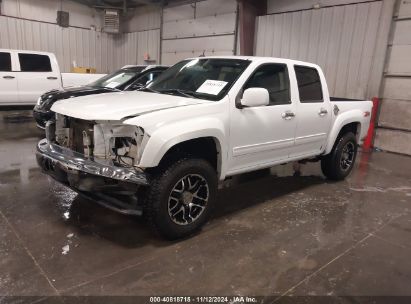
left=295, top=66, right=323, bottom=102
left=244, top=64, right=290, bottom=105
left=0, top=52, right=12, bottom=71
left=18, top=53, right=52, bottom=72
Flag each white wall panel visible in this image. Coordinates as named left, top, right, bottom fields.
left=392, top=20, right=411, bottom=45
left=398, top=0, right=411, bottom=18
left=161, top=0, right=238, bottom=65
left=382, top=77, right=411, bottom=101
left=386, top=45, right=411, bottom=76
left=196, top=0, right=237, bottom=17
left=163, top=35, right=235, bottom=53
left=374, top=128, right=411, bottom=155
left=112, top=29, right=161, bottom=68
left=378, top=99, right=411, bottom=130
left=0, top=12, right=160, bottom=73
left=255, top=1, right=383, bottom=99
left=163, top=13, right=236, bottom=39
left=1, top=0, right=102, bottom=29
left=161, top=35, right=235, bottom=65
left=163, top=4, right=194, bottom=22
left=162, top=51, right=233, bottom=66
left=124, top=6, right=161, bottom=32
left=267, top=0, right=380, bottom=14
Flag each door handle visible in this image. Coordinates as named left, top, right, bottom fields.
left=318, top=108, right=328, bottom=116
left=3, top=75, right=15, bottom=79
left=47, top=76, right=58, bottom=80
left=282, top=111, right=296, bottom=120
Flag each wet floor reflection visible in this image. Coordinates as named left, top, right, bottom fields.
left=2, top=109, right=411, bottom=296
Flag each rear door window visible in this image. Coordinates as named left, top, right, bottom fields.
left=0, top=52, right=12, bottom=71
left=18, top=53, right=52, bottom=72
left=294, top=66, right=323, bottom=102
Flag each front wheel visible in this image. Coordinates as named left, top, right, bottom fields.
left=321, top=132, right=358, bottom=180
left=143, top=158, right=217, bottom=240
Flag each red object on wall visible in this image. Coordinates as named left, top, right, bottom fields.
left=362, top=97, right=379, bottom=152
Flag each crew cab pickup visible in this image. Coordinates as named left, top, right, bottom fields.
left=0, top=49, right=105, bottom=105
left=36, top=56, right=372, bottom=239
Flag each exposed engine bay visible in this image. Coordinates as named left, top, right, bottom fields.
left=47, top=114, right=148, bottom=168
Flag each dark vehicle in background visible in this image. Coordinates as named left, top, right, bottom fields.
left=33, top=65, right=168, bottom=128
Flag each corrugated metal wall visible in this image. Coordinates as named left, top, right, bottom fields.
left=375, top=0, right=411, bottom=155
left=1, top=0, right=102, bottom=29
left=124, top=6, right=161, bottom=32
left=255, top=1, right=383, bottom=99
left=161, top=0, right=238, bottom=65
left=113, top=29, right=161, bottom=68
left=0, top=15, right=161, bottom=73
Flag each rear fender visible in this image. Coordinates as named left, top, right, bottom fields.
left=324, top=110, right=363, bottom=154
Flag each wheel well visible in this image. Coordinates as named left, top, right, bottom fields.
left=158, top=137, right=220, bottom=173
left=337, top=122, right=360, bottom=141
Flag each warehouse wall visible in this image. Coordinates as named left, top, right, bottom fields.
left=0, top=1, right=161, bottom=72
left=375, top=0, right=411, bottom=155
left=267, top=0, right=380, bottom=14
left=123, top=5, right=161, bottom=32
left=113, top=29, right=161, bottom=68
left=0, top=15, right=117, bottom=73
left=0, top=0, right=102, bottom=29
left=161, top=0, right=238, bottom=65
left=255, top=0, right=393, bottom=99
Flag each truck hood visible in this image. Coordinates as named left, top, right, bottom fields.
left=51, top=91, right=205, bottom=121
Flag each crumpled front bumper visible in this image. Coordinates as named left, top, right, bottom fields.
left=36, top=138, right=148, bottom=186
left=36, top=138, right=149, bottom=215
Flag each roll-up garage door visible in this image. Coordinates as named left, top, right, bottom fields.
left=161, top=0, right=238, bottom=65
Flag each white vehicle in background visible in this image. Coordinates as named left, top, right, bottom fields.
left=0, top=49, right=105, bottom=105
left=36, top=56, right=373, bottom=239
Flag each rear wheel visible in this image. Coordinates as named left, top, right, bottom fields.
left=143, top=158, right=217, bottom=240
left=321, top=132, right=357, bottom=180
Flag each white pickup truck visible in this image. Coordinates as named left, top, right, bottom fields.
left=36, top=56, right=372, bottom=239
left=0, top=49, right=105, bottom=105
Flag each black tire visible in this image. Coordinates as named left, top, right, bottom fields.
left=321, top=132, right=357, bottom=181
left=143, top=158, right=218, bottom=240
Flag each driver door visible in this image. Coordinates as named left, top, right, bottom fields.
left=228, top=63, right=297, bottom=175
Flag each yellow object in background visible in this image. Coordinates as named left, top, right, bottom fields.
left=71, top=67, right=97, bottom=74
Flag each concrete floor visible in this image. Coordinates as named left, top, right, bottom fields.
left=1, top=109, right=411, bottom=302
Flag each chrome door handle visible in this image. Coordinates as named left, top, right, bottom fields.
left=318, top=108, right=328, bottom=116
left=3, top=75, right=15, bottom=79
left=47, top=76, right=58, bottom=80
left=282, top=111, right=295, bottom=120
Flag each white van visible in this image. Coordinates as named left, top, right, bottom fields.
left=0, top=49, right=105, bottom=105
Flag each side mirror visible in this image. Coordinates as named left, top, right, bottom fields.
left=240, top=88, right=269, bottom=108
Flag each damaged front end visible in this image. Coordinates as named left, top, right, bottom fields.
left=36, top=114, right=150, bottom=215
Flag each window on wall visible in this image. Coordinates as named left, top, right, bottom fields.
left=0, top=52, right=12, bottom=72
left=18, top=54, right=52, bottom=72
left=244, top=64, right=290, bottom=105
left=294, top=66, right=323, bottom=102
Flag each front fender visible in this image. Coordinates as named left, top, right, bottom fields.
left=138, top=117, right=227, bottom=178
left=324, top=110, right=364, bottom=154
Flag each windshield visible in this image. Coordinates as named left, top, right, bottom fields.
left=89, top=67, right=145, bottom=89
left=147, top=59, right=250, bottom=101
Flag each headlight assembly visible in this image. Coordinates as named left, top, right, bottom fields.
left=93, top=124, right=148, bottom=167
